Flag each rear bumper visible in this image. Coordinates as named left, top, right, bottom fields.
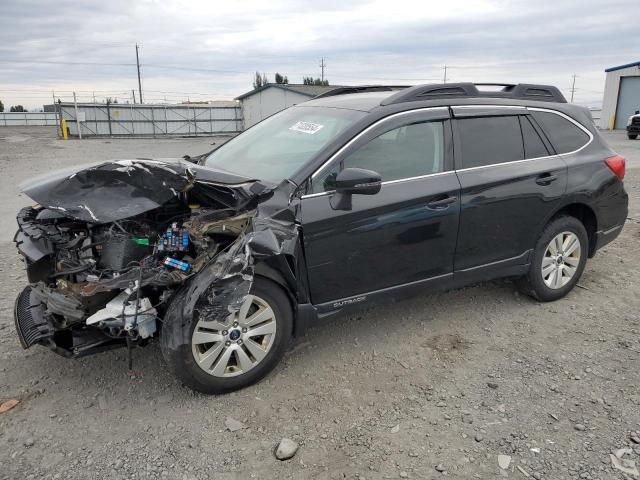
left=627, top=125, right=640, bottom=134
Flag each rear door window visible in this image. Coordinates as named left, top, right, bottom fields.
left=457, top=116, right=524, bottom=169
left=530, top=110, right=590, bottom=154
left=520, top=115, right=550, bottom=159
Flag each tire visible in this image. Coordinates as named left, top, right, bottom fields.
left=161, top=277, right=292, bottom=394
left=517, top=216, right=588, bottom=302
left=628, top=134, right=638, bottom=140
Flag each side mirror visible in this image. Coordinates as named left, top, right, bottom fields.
left=335, top=168, right=382, bottom=195
left=330, top=167, right=382, bottom=210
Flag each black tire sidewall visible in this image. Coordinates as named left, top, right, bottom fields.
left=525, top=216, right=588, bottom=302
left=161, top=277, right=292, bottom=394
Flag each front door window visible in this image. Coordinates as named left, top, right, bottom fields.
left=313, top=121, right=445, bottom=193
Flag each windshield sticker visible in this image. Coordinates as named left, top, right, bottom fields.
left=289, top=121, right=324, bottom=134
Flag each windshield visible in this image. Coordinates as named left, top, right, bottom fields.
left=205, top=106, right=365, bottom=182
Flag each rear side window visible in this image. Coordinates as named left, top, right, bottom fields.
left=530, top=111, right=590, bottom=154
left=520, top=116, right=550, bottom=159
left=457, top=116, right=524, bottom=169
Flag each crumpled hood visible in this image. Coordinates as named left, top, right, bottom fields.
left=20, top=158, right=262, bottom=224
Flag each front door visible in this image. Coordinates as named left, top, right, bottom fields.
left=300, top=108, right=461, bottom=305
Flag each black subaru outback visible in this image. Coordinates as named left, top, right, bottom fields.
left=14, top=83, right=628, bottom=393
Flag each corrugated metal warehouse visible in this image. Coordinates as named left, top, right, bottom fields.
left=600, top=60, right=640, bottom=129
left=236, top=84, right=337, bottom=128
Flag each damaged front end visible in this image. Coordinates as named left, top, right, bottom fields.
left=13, top=159, right=301, bottom=360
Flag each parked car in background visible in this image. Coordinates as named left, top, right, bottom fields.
left=14, top=82, right=628, bottom=393
left=627, top=110, right=640, bottom=139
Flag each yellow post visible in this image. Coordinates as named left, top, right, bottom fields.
left=609, top=113, right=615, bottom=130
left=61, top=118, right=68, bottom=140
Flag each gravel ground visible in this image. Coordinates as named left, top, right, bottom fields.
left=0, top=127, right=639, bottom=480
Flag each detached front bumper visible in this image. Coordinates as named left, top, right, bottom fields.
left=14, top=285, right=125, bottom=358
left=14, top=286, right=53, bottom=349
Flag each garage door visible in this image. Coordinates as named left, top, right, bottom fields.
left=615, top=76, right=640, bottom=129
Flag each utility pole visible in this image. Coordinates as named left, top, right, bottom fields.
left=73, top=91, right=82, bottom=139
left=443, top=65, right=447, bottom=83
left=136, top=43, right=143, bottom=104
left=53, top=90, right=61, bottom=138
left=570, top=74, right=577, bottom=103
left=320, top=57, right=326, bottom=82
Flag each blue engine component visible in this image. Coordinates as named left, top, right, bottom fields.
left=163, top=257, right=190, bottom=272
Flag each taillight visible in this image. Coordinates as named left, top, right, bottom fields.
left=604, top=155, right=626, bottom=180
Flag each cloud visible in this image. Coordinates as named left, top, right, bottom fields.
left=0, top=0, right=636, bottom=109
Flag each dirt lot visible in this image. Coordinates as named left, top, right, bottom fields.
left=1, top=127, right=639, bottom=480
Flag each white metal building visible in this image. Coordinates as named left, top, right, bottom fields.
left=236, top=84, right=337, bottom=128
left=600, top=61, right=640, bottom=130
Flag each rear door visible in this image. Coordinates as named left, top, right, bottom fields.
left=452, top=106, right=567, bottom=279
left=300, top=108, right=460, bottom=305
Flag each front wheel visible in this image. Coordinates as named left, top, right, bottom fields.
left=518, top=216, right=588, bottom=302
left=161, top=277, right=292, bottom=394
left=628, top=134, right=638, bottom=140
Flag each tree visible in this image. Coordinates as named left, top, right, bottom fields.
left=253, top=71, right=263, bottom=89
left=253, top=71, right=269, bottom=89
left=274, top=72, right=289, bottom=84
left=10, top=105, right=27, bottom=112
left=303, top=77, right=329, bottom=86
left=0, top=99, right=3, bottom=112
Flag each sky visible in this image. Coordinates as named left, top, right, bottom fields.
left=0, top=0, right=637, bottom=111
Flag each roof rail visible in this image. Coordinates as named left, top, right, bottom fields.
left=314, top=85, right=410, bottom=99
left=380, top=82, right=567, bottom=105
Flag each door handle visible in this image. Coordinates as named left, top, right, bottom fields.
left=426, top=196, right=457, bottom=209
left=536, top=173, right=558, bottom=185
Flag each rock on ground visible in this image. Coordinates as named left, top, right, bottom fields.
left=274, top=438, right=299, bottom=460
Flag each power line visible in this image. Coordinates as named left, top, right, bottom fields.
left=0, top=59, right=135, bottom=67
left=0, top=58, right=445, bottom=81
left=143, top=64, right=249, bottom=74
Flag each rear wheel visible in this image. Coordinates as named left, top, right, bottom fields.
left=162, top=277, right=292, bottom=394
left=518, top=216, right=588, bottom=302
left=628, top=134, right=638, bottom=140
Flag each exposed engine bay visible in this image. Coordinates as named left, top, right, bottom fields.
left=13, top=158, right=301, bottom=360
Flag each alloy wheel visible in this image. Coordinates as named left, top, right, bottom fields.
left=541, top=231, right=581, bottom=289
left=191, top=294, right=277, bottom=377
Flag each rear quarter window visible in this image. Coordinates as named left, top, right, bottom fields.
left=530, top=110, right=590, bottom=154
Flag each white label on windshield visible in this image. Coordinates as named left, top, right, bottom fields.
left=289, top=121, right=324, bottom=134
